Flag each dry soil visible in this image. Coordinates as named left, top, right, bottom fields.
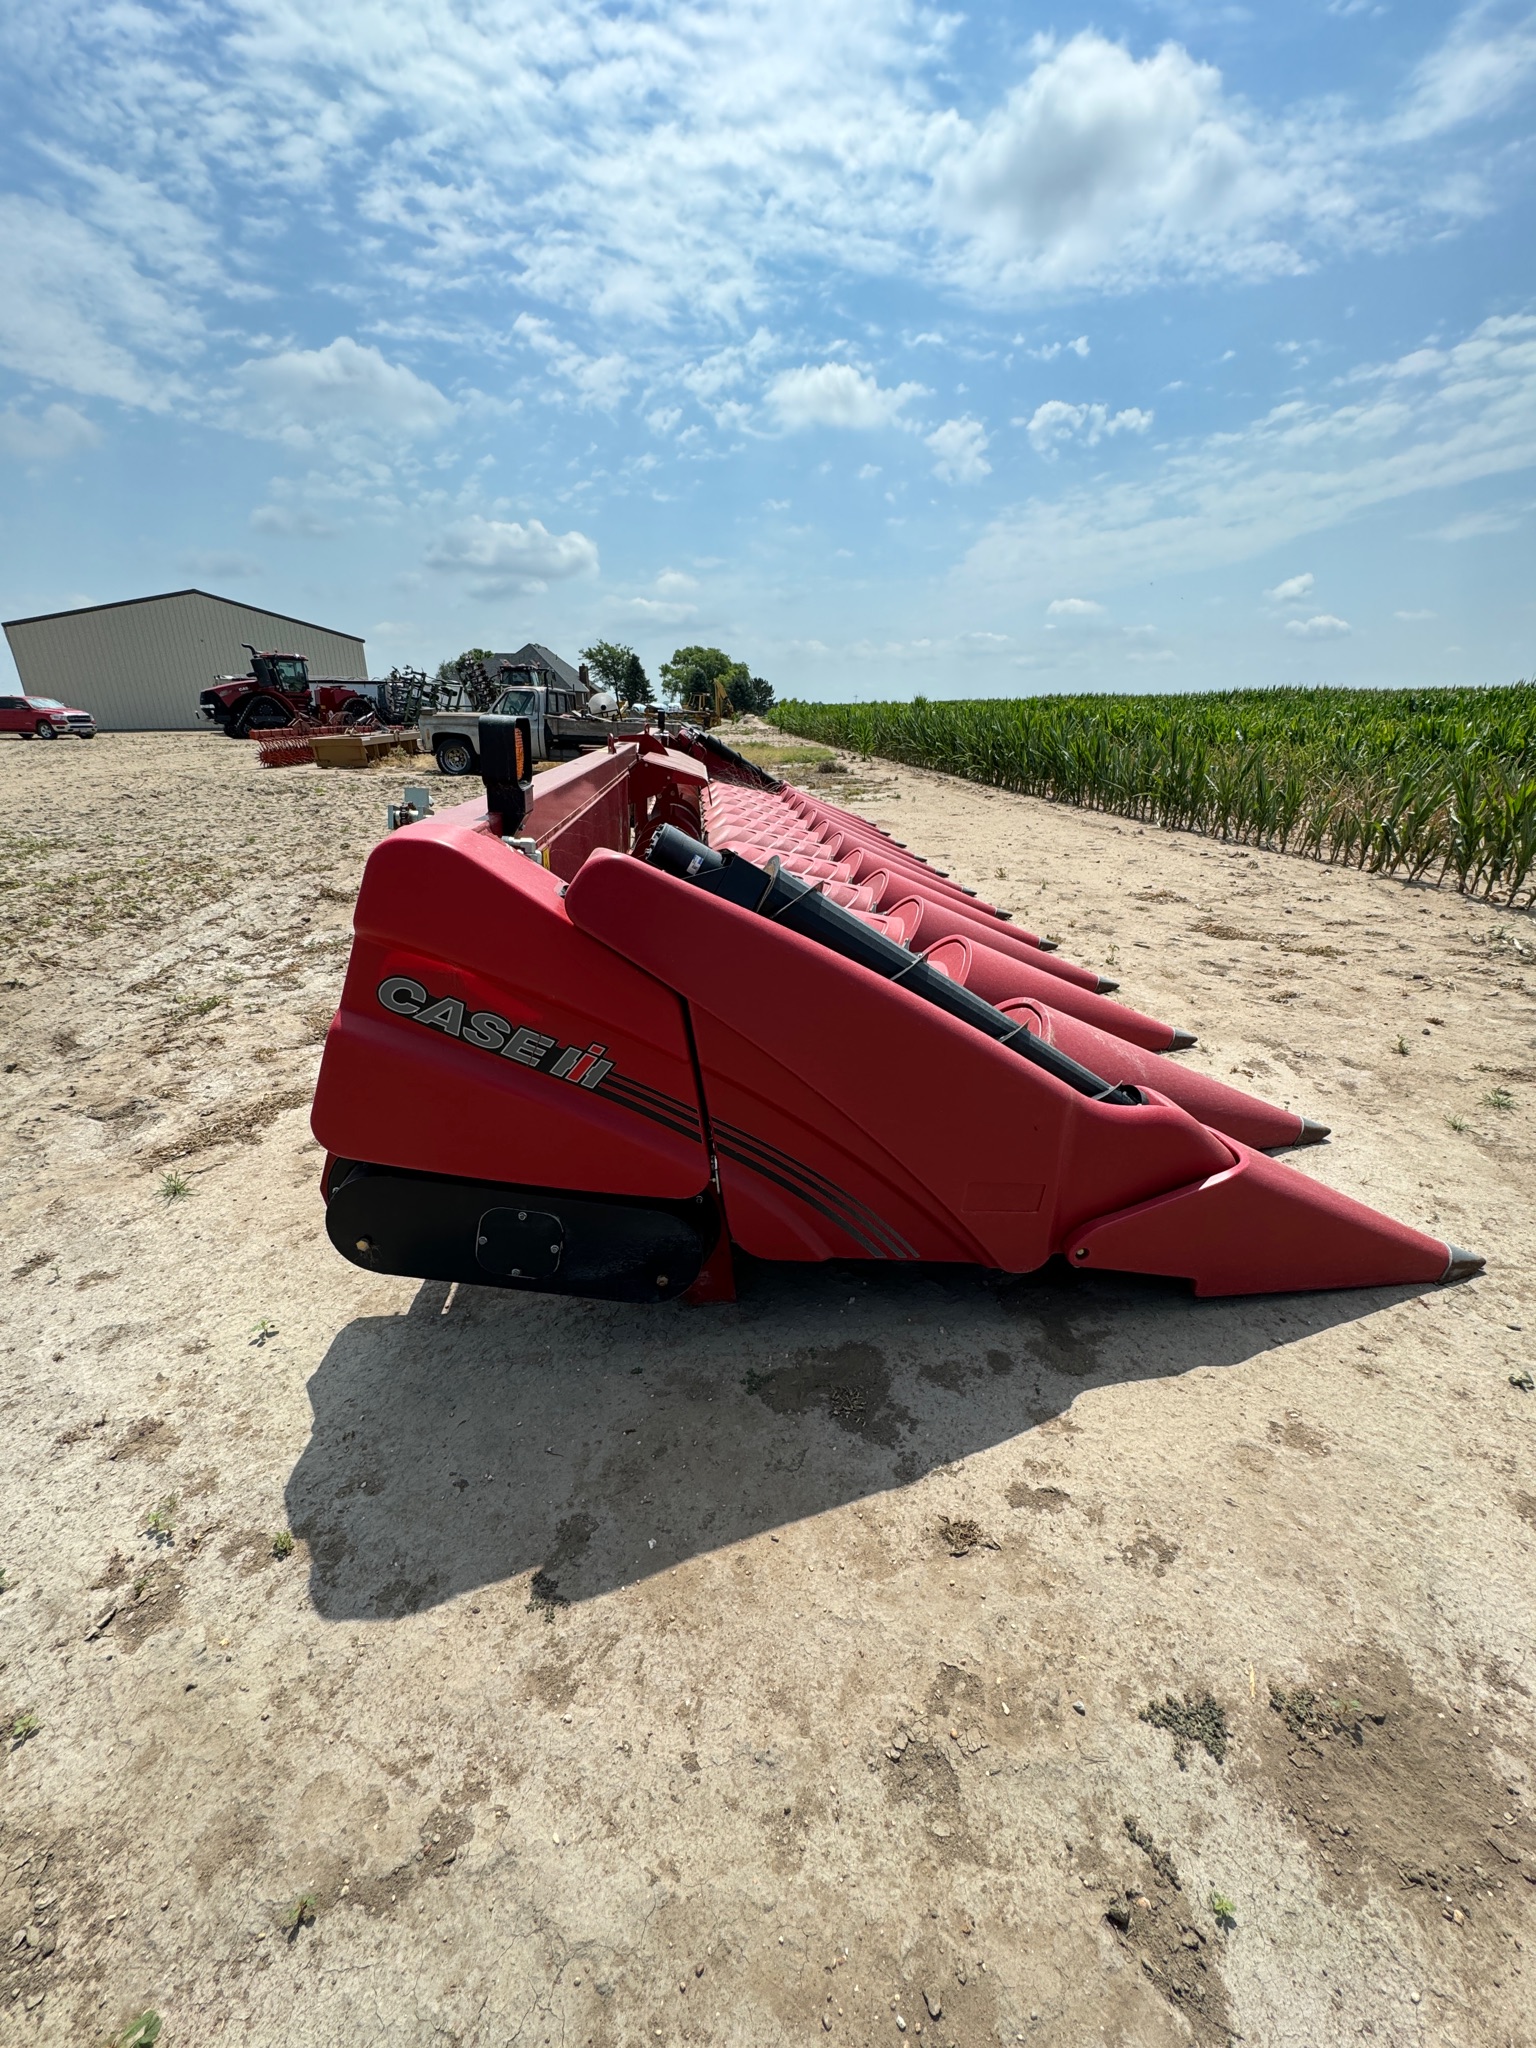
left=2, top=729, right=1534, bottom=2048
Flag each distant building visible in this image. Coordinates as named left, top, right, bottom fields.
left=483, top=643, right=587, bottom=694
left=2, top=588, right=367, bottom=731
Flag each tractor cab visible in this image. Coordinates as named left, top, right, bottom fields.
left=246, top=649, right=311, bottom=695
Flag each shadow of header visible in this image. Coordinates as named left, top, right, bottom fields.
left=285, top=1256, right=1411, bottom=1622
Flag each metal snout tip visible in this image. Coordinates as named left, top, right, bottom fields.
left=1035, top=937, right=1057, bottom=951
left=1441, top=1244, right=1486, bottom=1283
left=1297, top=1117, right=1331, bottom=1145
left=1096, top=976, right=1121, bottom=993
left=1168, top=1028, right=1199, bottom=1051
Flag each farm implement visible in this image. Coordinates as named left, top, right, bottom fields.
left=310, top=721, right=1483, bottom=1303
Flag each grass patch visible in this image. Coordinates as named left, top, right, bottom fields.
left=282, top=1891, right=319, bottom=1940
left=1140, top=1691, right=1230, bottom=1768
left=937, top=1515, right=997, bottom=1556
left=733, top=743, right=838, bottom=768
left=6, top=1708, right=40, bottom=1748
left=144, top=1495, right=178, bottom=1543
left=1268, top=1683, right=1370, bottom=1745
left=526, top=1568, right=568, bottom=1621
left=271, top=1529, right=295, bottom=1559
left=146, top=1084, right=311, bottom=1169
left=1122, top=1813, right=1180, bottom=1888
left=159, top=1170, right=191, bottom=1201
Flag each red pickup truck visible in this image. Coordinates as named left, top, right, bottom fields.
left=0, top=693, right=97, bottom=739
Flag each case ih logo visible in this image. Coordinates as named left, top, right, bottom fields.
left=377, top=976, right=613, bottom=1089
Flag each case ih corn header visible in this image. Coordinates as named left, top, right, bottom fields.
left=310, top=721, right=1483, bottom=1304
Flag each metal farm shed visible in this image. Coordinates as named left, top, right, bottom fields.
left=1, top=589, right=367, bottom=731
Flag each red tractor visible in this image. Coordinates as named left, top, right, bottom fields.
left=198, top=647, right=378, bottom=738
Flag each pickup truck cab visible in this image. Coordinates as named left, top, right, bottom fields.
left=0, top=693, right=97, bottom=739
left=421, top=671, right=638, bottom=776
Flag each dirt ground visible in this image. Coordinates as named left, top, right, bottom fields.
left=2, top=727, right=1533, bottom=2048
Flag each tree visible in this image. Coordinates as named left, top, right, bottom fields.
left=729, top=673, right=775, bottom=715
left=659, top=645, right=771, bottom=718
left=580, top=640, right=654, bottom=705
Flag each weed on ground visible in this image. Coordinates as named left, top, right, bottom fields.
left=1140, top=1691, right=1231, bottom=1768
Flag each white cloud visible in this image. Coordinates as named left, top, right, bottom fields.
left=964, top=313, right=1536, bottom=599
left=926, top=416, right=991, bottom=483
left=655, top=569, right=698, bottom=596
left=249, top=501, right=336, bottom=538
left=931, top=32, right=1301, bottom=294
left=767, top=363, right=927, bottom=431
left=679, top=332, right=777, bottom=403
left=1391, top=8, right=1536, bottom=142
left=1395, top=608, right=1437, bottom=620
left=623, top=597, right=698, bottom=624
left=1285, top=613, right=1352, bottom=637
left=646, top=407, right=682, bottom=435
left=1022, top=400, right=1153, bottom=455
left=1024, top=335, right=1092, bottom=361
left=235, top=338, right=455, bottom=445
left=1267, top=571, right=1314, bottom=602
left=424, top=515, right=598, bottom=594
left=1, top=0, right=1528, bottom=452
left=1047, top=597, right=1105, bottom=617
left=0, top=195, right=197, bottom=408
left=1428, top=502, right=1531, bottom=540
left=0, top=403, right=102, bottom=463
left=511, top=314, right=630, bottom=409
left=182, top=550, right=265, bottom=579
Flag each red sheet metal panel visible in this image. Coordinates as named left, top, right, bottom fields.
left=523, top=745, right=637, bottom=879
left=1068, top=1141, right=1452, bottom=1296
left=312, top=814, right=708, bottom=1198
left=565, top=849, right=1233, bottom=1272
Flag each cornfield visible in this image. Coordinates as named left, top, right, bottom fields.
left=767, top=685, right=1536, bottom=907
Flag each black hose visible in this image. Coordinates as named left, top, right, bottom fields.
left=646, top=826, right=1141, bottom=1105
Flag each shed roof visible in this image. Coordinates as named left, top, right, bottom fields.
left=485, top=642, right=583, bottom=691
left=2, top=587, right=365, bottom=643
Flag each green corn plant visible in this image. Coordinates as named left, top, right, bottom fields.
left=768, top=683, right=1536, bottom=903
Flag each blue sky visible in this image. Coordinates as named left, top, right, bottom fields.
left=2, top=1, right=1534, bottom=700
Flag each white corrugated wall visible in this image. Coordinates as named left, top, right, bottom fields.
left=2, top=590, right=367, bottom=730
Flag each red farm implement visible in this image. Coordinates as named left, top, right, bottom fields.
left=309, top=720, right=1483, bottom=1305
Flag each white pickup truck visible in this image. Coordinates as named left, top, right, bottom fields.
left=419, top=676, right=650, bottom=776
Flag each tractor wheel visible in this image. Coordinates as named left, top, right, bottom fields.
left=340, top=699, right=375, bottom=726
left=434, top=735, right=478, bottom=776
left=238, top=698, right=293, bottom=736
left=35, top=720, right=56, bottom=739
